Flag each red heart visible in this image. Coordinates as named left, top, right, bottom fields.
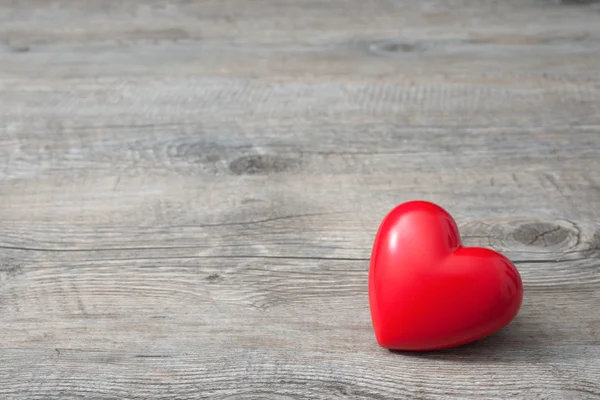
left=369, top=200, right=523, bottom=351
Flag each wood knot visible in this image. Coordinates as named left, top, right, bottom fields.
left=205, top=273, right=221, bottom=283
left=172, top=142, right=222, bottom=164
left=0, top=257, right=24, bottom=278
left=498, top=220, right=581, bottom=254
left=460, top=218, right=585, bottom=259
left=368, top=39, right=422, bottom=57
left=379, top=41, right=417, bottom=53
left=10, top=45, right=30, bottom=53
left=511, top=222, right=571, bottom=248
left=229, top=154, right=296, bottom=175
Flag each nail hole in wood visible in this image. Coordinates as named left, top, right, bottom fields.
left=229, top=154, right=295, bottom=175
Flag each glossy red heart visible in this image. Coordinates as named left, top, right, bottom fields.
left=369, top=200, right=523, bottom=351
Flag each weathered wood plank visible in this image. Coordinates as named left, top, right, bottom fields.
left=1, top=0, right=600, bottom=398
left=1, top=345, right=600, bottom=399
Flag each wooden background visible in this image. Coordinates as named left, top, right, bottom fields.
left=1, top=0, right=600, bottom=398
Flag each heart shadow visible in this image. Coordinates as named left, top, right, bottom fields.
left=388, top=314, right=554, bottom=363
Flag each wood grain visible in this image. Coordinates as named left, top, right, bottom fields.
left=1, top=0, right=600, bottom=398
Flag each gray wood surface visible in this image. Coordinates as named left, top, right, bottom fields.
left=1, top=0, right=600, bottom=398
